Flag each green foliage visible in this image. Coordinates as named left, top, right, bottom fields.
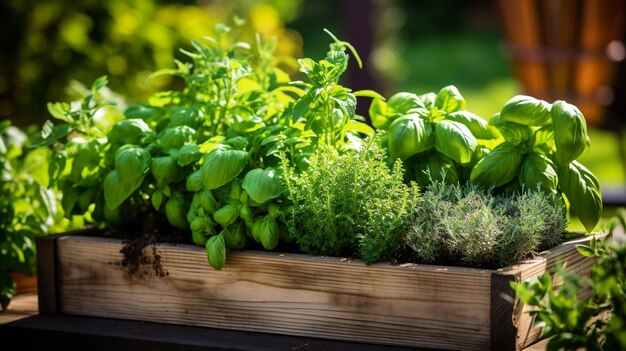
left=35, top=21, right=602, bottom=275
left=405, top=182, right=567, bottom=268
left=281, top=139, right=420, bottom=263
left=371, top=85, right=500, bottom=188
left=512, top=228, right=626, bottom=351
left=0, top=122, right=71, bottom=310
left=469, top=95, right=600, bottom=232
left=0, top=0, right=303, bottom=123
left=39, top=26, right=378, bottom=270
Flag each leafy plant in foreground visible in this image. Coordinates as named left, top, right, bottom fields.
left=512, top=222, right=626, bottom=351
left=37, top=24, right=376, bottom=270
left=1, top=122, right=69, bottom=310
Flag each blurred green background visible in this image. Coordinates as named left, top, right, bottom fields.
left=1, top=0, right=625, bottom=227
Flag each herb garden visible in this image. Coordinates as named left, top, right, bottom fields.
left=0, top=23, right=612, bottom=350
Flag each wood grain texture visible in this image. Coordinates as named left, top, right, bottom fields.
left=36, top=235, right=60, bottom=315
left=51, top=233, right=601, bottom=351
left=0, top=294, right=558, bottom=351
left=56, top=236, right=493, bottom=351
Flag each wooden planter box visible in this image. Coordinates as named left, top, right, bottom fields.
left=36, top=231, right=599, bottom=351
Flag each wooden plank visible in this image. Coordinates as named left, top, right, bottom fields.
left=56, top=236, right=493, bottom=351
left=490, top=270, right=520, bottom=351
left=36, top=234, right=60, bottom=315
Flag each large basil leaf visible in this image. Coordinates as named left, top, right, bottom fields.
left=168, top=106, right=203, bottom=129
left=500, top=95, right=551, bottom=126
left=124, top=103, right=160, bottom=120
left=447, top=111, right=498, bottom=140
left=470, top=142, right=522, bottom=187
left=206, top=234, right=226, bottom=270
left=434, top=85, right=466, bottom=113
left=103, top=170, right=144, bottom=209
left=434, top=120, right=477, bottom=165
left=387, top=92, right=425, bottom=115
left=222, top=222, right=247, bottom=250
left=201, top=146, right=249, bottom=190
left=186, top=170, right=203, bottom=192
left=490, top=113, right=533, bottom=146
left=151, top=156, right=184, bottom=187
left=165, top=192, right=188, bottom=229
left=107, top=119, right=153, bottom=145
left=115, top=145, right=150, bottom=183
left=552, top=100, right=588, bottom=165
left=558, top=161, right=602, bottom=232
left=242, top=168, right=282, bottom=204
left=177, top=143, right=202, bottom=166
left=369, top=98, right=391, bottom=130
left=532, top=125, right=555, bottom=153
left=518, top=153, right=558, bottom=194
left=388, top=114, right=433, bottom=160
left=252, top=216, right=280, bottom=250
left=70, top=139, right=103, bottom=187
left=418, top=92, right=437, bottom=109
left=413, top=153, right=459, bottom=185
left=159, top=126, right=195, bottom=150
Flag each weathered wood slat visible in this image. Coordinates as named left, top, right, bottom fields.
left=36, top=234, right=60, bottom=315
left=50, top=233, right=601, bottom=351
left=57, top=236, right=492, bottom=351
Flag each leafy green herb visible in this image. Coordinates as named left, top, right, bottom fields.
left=511, top=228, right=626, bottom=351
left=405, top=182, right=567, bottom=268
left=281, top=138, right=419, bottom=263
left=0, top=122, right=72, bottom=310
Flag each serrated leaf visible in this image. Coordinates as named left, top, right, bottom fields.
left=47, top=102, right=74, bottom=123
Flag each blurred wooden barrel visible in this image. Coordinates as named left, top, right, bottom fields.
left=498, top=0, right=626, bottom=125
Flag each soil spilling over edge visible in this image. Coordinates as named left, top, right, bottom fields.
left=103, top=210, right=190, bottom=277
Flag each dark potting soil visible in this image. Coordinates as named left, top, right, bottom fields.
left=102, top=210, right=191, bottom=277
